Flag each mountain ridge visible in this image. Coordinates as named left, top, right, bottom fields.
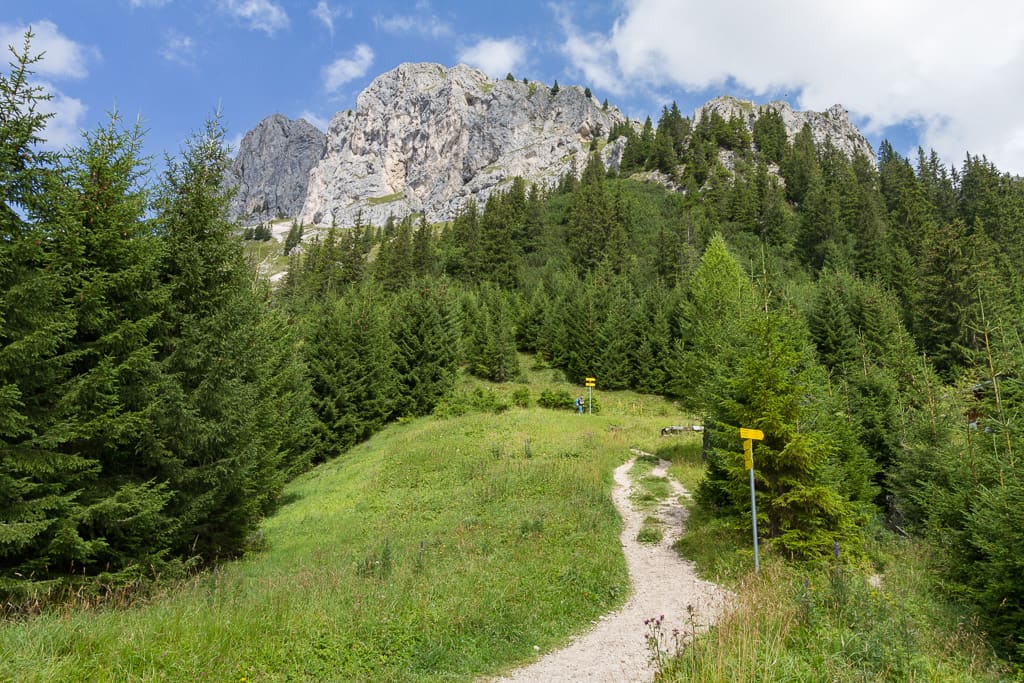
left=228, top=63, right=874, bottom=227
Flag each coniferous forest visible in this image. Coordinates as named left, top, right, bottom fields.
left=3, top=36, right=1023, bottom=664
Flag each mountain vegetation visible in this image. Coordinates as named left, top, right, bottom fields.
left=2, top=33, right=1024, bottom=672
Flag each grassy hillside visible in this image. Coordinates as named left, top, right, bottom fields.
left=3, top=363, right=1008, bottom=681
left=0, top=369, right=684, bottom=681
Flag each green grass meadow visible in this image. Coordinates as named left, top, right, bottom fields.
left=2, top=361, right=1008, bottom=682
left=0, top=369, right=690, bottom=682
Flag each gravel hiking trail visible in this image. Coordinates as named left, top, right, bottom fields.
left=486, top=449, right=732, bottom=682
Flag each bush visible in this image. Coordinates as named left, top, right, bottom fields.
left=511, top=386, right=531, bottom=408
left=538, top=388, right=574, bottom=410
left=434, top=387, right=510, bottom=417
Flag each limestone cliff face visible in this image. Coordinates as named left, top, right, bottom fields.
left=227, top=114, right=326, bottom=222
left=694, top=95, right=875, bottom=163
left=298, top=63, right=627, bottom=227
left=229, top=68, right=877, bottom=229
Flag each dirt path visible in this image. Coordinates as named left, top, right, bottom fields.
left=487, top=450, right=731, bottom=682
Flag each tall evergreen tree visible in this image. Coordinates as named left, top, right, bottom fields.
left=0, top=33, right=96, bottom=585
left=781, top=123, right=818, bottom=205
left=52, top=114, right=177, bottom=574
left=390, top=279, right=460, bottom=417
left=700, top=304, right=874, bottom=558
left=668, top=233, right=751, bottom=409
left=566, top=153, right=615, bottom=273
left=153, top=115, right=315, bottom=560
left=305, top=285, right=400, bottom=457
left=464, top=284, right=520, bottom=382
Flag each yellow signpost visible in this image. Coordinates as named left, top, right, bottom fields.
left=584, top=377, right=596, bottom=414
left=739, top=427, right=764, bottom=441
left=739, top=427, right=764, bottom=573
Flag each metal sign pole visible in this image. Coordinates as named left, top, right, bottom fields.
left=740, top=428, right=763, bottom=574
left=748, top=441, right=760, bottom=573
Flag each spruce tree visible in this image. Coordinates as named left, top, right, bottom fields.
left=305, top=285, right=399, bottom=456
left=464, top=284, right=519, bottom=382
left=700, top=304, right=873, bottom=559
left=53, top=114, right=177, bottom=573
left=390, top=279, right=460, bottom=417
left=566, top=153, right=614, bottom=273
left=668, top=233, right=750, bottom=409
left=153, top=115, right=315, bottom=560
left=0, top=32, right=94, bottom=584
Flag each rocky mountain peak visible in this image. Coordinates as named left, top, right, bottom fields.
left=228, top=69, right=878, bottom=229
left=297, top=62, right=627, bottom=227
left=227, top=113, right=326, bottom=222
left=694, top=95, right=875, bottom=163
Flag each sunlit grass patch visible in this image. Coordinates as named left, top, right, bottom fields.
left=0, top=366, right=693, bottom=681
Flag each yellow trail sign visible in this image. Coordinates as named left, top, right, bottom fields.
left=743, top=439, right=753, bottom=470
left=739, top=427, right=764, bottom=441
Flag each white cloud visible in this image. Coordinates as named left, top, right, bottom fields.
left=220, top=0, right=289, bottom=35
left=130, top=0, right=172, bottom=7
left=322, top=44, right=374, bottom=93
left=457, top=38, right=526, bottom=79
left=373, top=12, right=452, bottom=39
left=0, top=20, right=95, bottom=80
left=312, top=2, right=342, bottom=36
left=35, top=81, right=88, bottom=149
left=552, top=7, right=622, bottom=95
left=0, top=22, right=92, bottom=149
left=586, top=0, right=1024, bottom=173
left=160, top=30, right=195, bottom=66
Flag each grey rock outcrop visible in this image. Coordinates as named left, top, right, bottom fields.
left=227, top=114, right=326, bottom=223
left=228, top=69, right=877, bottom=229
left=298, top=63, right=626, bottom=227
left=694, top=95, right=875, bottom=163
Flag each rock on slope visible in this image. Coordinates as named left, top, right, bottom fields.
left=695, top=95, right=875, bottom=163
left=227, top=113, right=326, bottom=223
left=297, top=63, right=627, bottom=227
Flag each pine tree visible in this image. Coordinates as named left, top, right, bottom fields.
left=561, top=272, right=609, bottom=383
left=441, top=200, right=480, bottom=283
left=337, top=210, right=367, bottom=286
left=375, top=215, right=414, bottom=290
left=0, top=32, right=96, bottom=584
left=752, top=108, right=787, bottom=165
left=668, top=233, right=751, bottom=408
left=464, top=284, right=520, bottom=382
left=305, top=285, right=400, bottom=456
left=781, top=123, right=818, bottom=205
left=412, top=215, right=434, bottom=278
left=283, top=219, right=303, bottom=255
left=52, top=113, right=178, bottom=573
left=477, top=188, right=521, bottom=288
left=621, top=116, right=653, bottom=174
left=390, top=279, right=460, bottom=417
left=700, top=305, right=873, bottom=559
left=597, top=274, right=636, bottom=389
left=566, top=153, right=615, bottom=273
left=153, top=114, right=315, bottom=560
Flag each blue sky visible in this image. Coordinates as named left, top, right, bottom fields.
left=4, top=1, right=1024, bottom=176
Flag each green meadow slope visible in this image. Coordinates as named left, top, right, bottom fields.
left=0, top=378, right=685, bottom=682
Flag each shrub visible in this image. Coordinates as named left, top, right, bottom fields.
left=434, top=387, right=510, bottom=417
left=511, top=386, right=531, bottom=408
left=538, top=388, right=574, bottom=410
